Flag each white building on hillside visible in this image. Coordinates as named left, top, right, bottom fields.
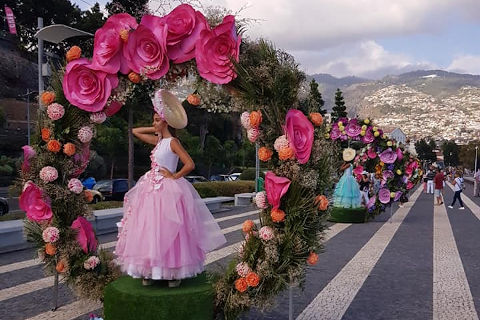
left=383, top=127, right=407, bottom=145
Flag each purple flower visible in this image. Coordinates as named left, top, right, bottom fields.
left=383, top=170, right=394, bottom=180
left=367, top=196, right=376, bottom=209
left=379, top=148, right=397, bottom=164
left=345, top=119, right=362, bottom=137
left=394, top=191, right=403, bottom=202
left=396, top=148, right=404, bottom=161
left=387, top=164, right=395, bottom=171
left=330, top=126, right=341, bottom=140
left=362, top=128, right=375, bottom=144
left=378, top=188, right=391, bottom=204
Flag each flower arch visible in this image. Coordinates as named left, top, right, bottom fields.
left=20, top=5, right=337, bottom=319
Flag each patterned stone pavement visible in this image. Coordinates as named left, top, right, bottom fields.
left=0, top=186, right=479, bottom=320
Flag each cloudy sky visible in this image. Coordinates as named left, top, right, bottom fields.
left=72, top=0, right=480, bottom=79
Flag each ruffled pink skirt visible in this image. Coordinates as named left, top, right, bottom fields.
left=114, top=173, right=226, bottom=280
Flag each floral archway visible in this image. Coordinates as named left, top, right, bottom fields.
left=20, top=4, right=337, bottom=319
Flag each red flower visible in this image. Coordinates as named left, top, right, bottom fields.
left=71, top=216, right=97, bottom=253
left=265, top=171, right=291, bottom=209
left=285, top=110, right=314, bottom=164
left=19, top=181, right=52, bottom=222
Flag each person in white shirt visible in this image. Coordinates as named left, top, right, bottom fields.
left=448, top=172, right=465, bottom=210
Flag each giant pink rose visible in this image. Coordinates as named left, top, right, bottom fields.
left=353, top=165, right=364, bottom=176
left=21, top=145, right=36, bottom=173
left=345, top=119, right=362, bottom=137
left=123, top=18, right=169, bottom=80
left=396, top=148, right=404, bottom=161
left=63, top=58, right=119, bottom=112
left=362, top=128, right=375, bottom=144
left=71, top=216, right=97, bottom=253
left=285, top=109, right=314, bottom=164
left=379, top=148, right=397, bottom=164
left=162, top=4, right=208, bottom=63
left=195, top=15, right=241, bottom=84
left=91, top=22, right=125, bottom=74
left=367, top=148, right=377, bottom=159
left=265, top=172, right=291, bottom=209
left=19, top=181, right=52, bottom=222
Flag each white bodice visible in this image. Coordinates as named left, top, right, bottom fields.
left=152, top=137, right=179, bottom=172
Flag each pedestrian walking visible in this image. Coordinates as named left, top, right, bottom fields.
left=448, top=172, right=465, bottom=210
left=426, top=168, right=435, bottom=194
left=433, top=168, right=444, bottom=205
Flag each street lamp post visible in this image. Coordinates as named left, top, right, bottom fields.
left=474, top=146, right=478, bottom=197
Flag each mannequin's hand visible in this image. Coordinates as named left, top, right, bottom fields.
left=160, top=167, right=176, bottom=179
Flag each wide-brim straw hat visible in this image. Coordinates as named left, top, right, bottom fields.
left=343, top=147, right=356, bottom=162
left=152, top=89, right=188, bottom=129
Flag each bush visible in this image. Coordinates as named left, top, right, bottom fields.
left=239, top=168, right=265, bottom=181
left=193, top=181, right=255, bottom=198
left=0, top=164, right=13, bottom=175
left=89, top=201, right=124, bottom=210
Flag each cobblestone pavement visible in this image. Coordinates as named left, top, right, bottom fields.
left=0, top=187, right=479, bottom=320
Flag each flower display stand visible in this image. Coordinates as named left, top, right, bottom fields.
left=104, top=273, right=214, bottom=320
left=327, top=206, right=368, bottom=223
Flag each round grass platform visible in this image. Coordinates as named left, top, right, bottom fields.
left=327, top=206, right=368, bottom=223
left=104, top=273, right=214, bottom=320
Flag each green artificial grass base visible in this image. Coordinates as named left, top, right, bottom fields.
left=327, top=206, right=368, bottom=223
left=104, top=273, right=214, bottom=320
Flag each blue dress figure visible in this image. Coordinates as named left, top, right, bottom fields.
left=333, top=162, right=362, bottom=208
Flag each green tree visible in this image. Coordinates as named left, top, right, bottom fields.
left=306, top=79, right=326, bottom=115
left=95, top=117, right=127, bottom=179
left=458, top=141, right=480, bottom=170
left=442, top=140, right=459, bottom=167
left=202, top=135, right=223, bottom=178
left=106, top=0, right=149, bottom=20
left=331, top=88, right=347, bottom=121
left=415, top=138, right=436, bottom=163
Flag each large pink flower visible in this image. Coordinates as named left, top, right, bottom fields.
left=19, top=181, right=52, bottom=222
left=195, top=15, right=241, bottom=84
left=378, top=188, right=391, bottom=204
left=63, top=58, right=119, bottom=112
left=362, top=128, right=375, bottom=144
left=379, top=148, right=397, bottom=164
left=285, top=109, right=314, bottom=164
left=162, top=4, right=208, bottom=63
left=345, top=119, right=362, bottom=137
left=123, top=18, right=169, bottom=80
left=71, top=216, right=97, bottom=253
left=396, top=148, right=404, bottom=161
left=265, top=171, right=291, bottom=209
left=330, top=126, right=341, bottom=140
left=367, top=148, right=377, bottom=159
left=407, top=181, right=414, bottom=190
left=353, top=165, right=364, bottom=176
left=21, top=145, right=35, bottom=173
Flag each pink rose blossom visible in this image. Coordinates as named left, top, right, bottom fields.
left=42, top=226, right=60, bottom=243
left=21, top=145, right=36, bottom=173
left=345, top=119, right=362, bottom=137
left=362, top=128, right=375, bottom=144
left=235, top=262, right=251, bottom=277
left=274, top=135, right=289, bottom=152
left=78, top=126, right=93, bottom=143
left=396, top=148, right=404, bottom=161
left=71, top=216, right=97, bottom=253
left=330, top=126, right=341, bottom=140
left=195, top=15, right=241, bottom=84
left=39, top=166, right=58, bottom=183
left=367, top=148, right=377, bottom=159
left=254, top=191, right=268, bottom=209
left=68, top=178, right=84, bottom=194
left=162, top=4, right=208, bottom=63
left=83, top=256, right=100, bottom=270
left=353, top=165, right=364, bottom=176
left=378, top=188, right=391, bottom=204
left=382, top=170, right=394, bottom=180
left=46, top=103, right=65, bottom=120
left=247, top=127, right=259, bottom=142
left=407, top=181, right=414, bottom=190
left=19, top=181, right=53, bottom=222
left=63, top=58, right=119, bottom=112
left=259, top=226, right=274, bottom=241
left=265, top=171, right=291, bottom=209
left=90, top=112, right=107, bottom=124
left=367, top=196, right=376, bottom=209
left=124, top=17, right=169, bottom=80
left=379, top=148, right=397, bottom=164
left=240, top=112, right=251, bottom=129
left=285, top=109, right=314, bottom=164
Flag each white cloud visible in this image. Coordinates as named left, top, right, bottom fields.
left=447, top=55, right=480, bottom=75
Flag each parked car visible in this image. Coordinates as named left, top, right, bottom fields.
left=93, top=179, right=135, bottom=201
left=185, top=176, right=209, bottom=183
left=210, top=174, right=233, bottom=181
left=88, top=189, right=104, bottom=204
left=0, top=197, right=8, bottom=215
left=82, top=177, right=96, bottom=190
left=229, top=173, right=241, bottom=181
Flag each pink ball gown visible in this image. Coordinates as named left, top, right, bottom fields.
left=114, top=137, right=227, bottom=280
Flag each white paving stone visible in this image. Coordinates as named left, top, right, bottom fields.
left=433, top=198, right=479, bottom=320
left=297, top=186, right=423, bottom=320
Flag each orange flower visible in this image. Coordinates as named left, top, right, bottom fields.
left=41, top=128, right=51, bottom=142
left=40, top=91, right=55, bottom=105
left=66, top=46, right=81, bottom=62
left=258, top=147, right=273, bottom=162
left=309, top=113, right=323, bottom=126
left=249, top=110, right=262, bottom=128
left=307, top=252, right=318, bottom=265
left=278, top=146, right=295, bottom=160
left=47, top=140, right=61, bottom=153
left=245, top=271, right=260, bottom=287
left=56, top=260, right=67, bottom=273
left=270, top=208, right=286, bottom=223
left=45, top=243, right=57, bottom=256
left=84, top=190, right=93, bottom=203
left=120, top=29, right=129, bottom=42
left=242, top=219, right=255, bottom=233
left=314, top=195, right=329, bottom=211
left=187, top=94, right=201, bottom=106
left=63, top=143, right=76, bottom=156
left=234, top=277, right=248, bottom=292
left=128, top=72, right=141, bottom=84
